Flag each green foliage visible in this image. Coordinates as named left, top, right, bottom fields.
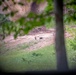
left=0, top=14, right=8, bottom=25
left=65, top=25, right=76, bottom=51
left=64, top=0, right=76, bottom=22
left=2, top=6, right=8, bottom=11
left=0, top=0, right=53, bottom=38
left=2, top=21, right=14, bottom=35
left=45, top=16, right=55, bottom=29
left=66, top=39, right=76, bottom=69
left=18, top=2, right=25, bottom=6
left=68, top=33, right=76, bottom=51
left=33, top=0, right=45, bottom=4
left=65, top=25, right=76, bottom=37
left=16, top=12, right=52, bottom=34
left=46, top=0, right=53, bottom=12
left=0, top=0, right=5, bottom=5
left=0, top=0, right=76, bottom=38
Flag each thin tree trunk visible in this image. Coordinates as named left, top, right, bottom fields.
left=54, top=0, right=68, bottom=71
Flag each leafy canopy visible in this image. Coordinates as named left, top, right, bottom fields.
left=0, top=0, right=76, bottom=39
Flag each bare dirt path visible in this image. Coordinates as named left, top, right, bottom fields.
left=2, top=28, right=72, bottom=51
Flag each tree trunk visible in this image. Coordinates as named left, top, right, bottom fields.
left=54, top=0, right=68, bottom=71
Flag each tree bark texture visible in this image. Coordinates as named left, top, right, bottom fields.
left=54, top=0, right=68, bottom=71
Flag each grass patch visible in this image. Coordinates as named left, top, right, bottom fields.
left=0, top=40, right=76, bottom=72
left=0, top=41, right=38, bottom=55
left=0, top=22, right=76, bottom=72
left=66, top=38, right=76, bottom=69
left=0, top=45, right=56, bottom=72
left=65, top=25, right=76, bottom=36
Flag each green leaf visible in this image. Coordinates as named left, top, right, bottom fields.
left=18, top=2, right=24, bottom=6
left=0, top=1, right=2, bottom=5
left=2, top=6, right=8, bottom=11
left=17, top=17, right=25, bottom=25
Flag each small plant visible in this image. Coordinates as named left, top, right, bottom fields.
left=32, top=52, right=42, bottom=57
left=22, top=57, right=26, bottom=61
left=69, top=33, right=76, bottom=51
left=22, top=57, right=32, bottom=63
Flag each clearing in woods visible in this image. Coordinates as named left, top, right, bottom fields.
left=1, top=27, right=72, bottom=52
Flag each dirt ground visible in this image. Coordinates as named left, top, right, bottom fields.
left=2, top=28, right=72, bottom=51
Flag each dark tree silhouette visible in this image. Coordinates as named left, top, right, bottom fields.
left=54, top=0, right=68, bottom=71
